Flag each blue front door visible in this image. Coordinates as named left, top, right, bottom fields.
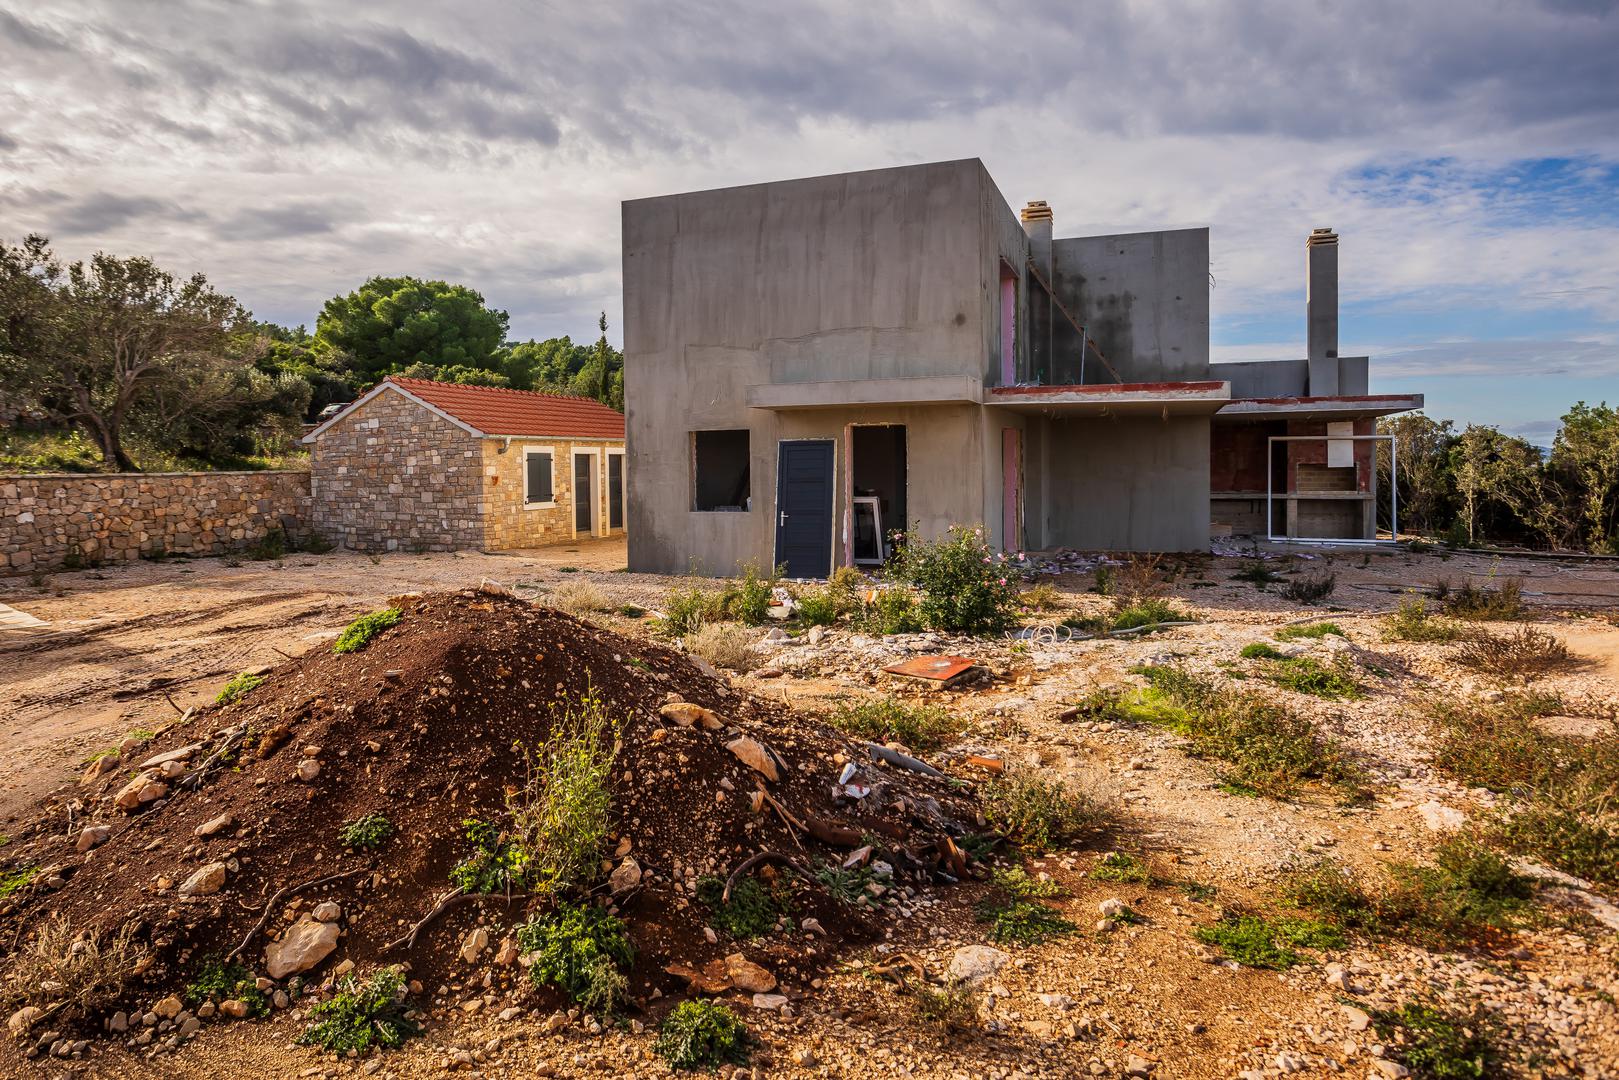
left=774, top=440, right=834, bottom=579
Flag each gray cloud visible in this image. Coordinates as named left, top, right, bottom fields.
left=53, top=192, right=200, bottom=235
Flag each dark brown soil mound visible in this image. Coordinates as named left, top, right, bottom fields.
left=0, top=589, right=978, bottom=1035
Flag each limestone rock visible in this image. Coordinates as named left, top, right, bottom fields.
left=295, top=758, right=320, bottom=782
left=80, top=755, right=119, bottom=785
left=722, top=953, right=777, bottom=993
left=460, top=927, right=489, bottom=963
left=947, top=945, right=1010, bottom=986
left=8, top=1006, right=41, bottom=1035
left=75, top=825, right=111, bottom=852
left=310, top=901, right=342, bottom=923
left=138, top=744, right=203, bottom=771
left=177, top=861, right=228, bottom=897
left=659, top=702, right=723, bottom=731
left=1417, top=801, right=1465, bottom=831
left=154, top=995, right=183, bottom=1020
left=609, top=856, right=642, bottom=894
left=724, top=736, right=780, bottom=782
left=194, top=812, right=234, bottom=838
left=113, top=772, right=168, bottom=811
left=264, top=916, right=340, bottom=979
left=218, top=999, right=251, bottom=1019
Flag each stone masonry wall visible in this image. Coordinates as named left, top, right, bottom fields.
left=0, top=470, right=310, bottom=574
left=309, top=390, right=486, bottom=552
left=481, top=438, right=625, bottom=549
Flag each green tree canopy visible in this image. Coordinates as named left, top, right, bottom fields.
left=315, top=276, right=509, bottom=385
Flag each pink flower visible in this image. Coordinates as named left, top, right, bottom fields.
left=998, top=578, right=1006, bottom=585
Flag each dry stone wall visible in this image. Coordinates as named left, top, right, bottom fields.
left=1, top=471, right=310, bottom=573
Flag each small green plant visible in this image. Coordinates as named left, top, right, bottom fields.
left=981, top=775, right=1101, bottom=852
left=814, top=861, right=875, bottom=905
left=854, top=586, right=924, bottom=634
left=1384, top=597, right=1464, bottom=642
left=517, top=902, right=635, bottom=1015
left=1092, top=563, right=1115, bottom=596
left=1194, top=913, right=1343, bottom=969
left=1372, top=1001, right=1494, bottom=1079
left=975, top=898, right=1078, bottom=945
left=1019, top=582, right=1061, bottom=611
left=1110, top=597, right=1186, bottom=631
left=696, top=876, right=788, bottom=939
left=905, top=980, right=980, bottom=1032
left=448, top=818, right=530, bottom=894
left=720, top=561, right=777, bottom=626
left=991, top=866, right=1063, bottom=898
left=215, top=671, right=266, bottom=705
left=184, top=956, right=267, bottom=1016
left=332, top=607, right=402, bottom=653
left=248, top=527, right=287, bottom=561
left=298, top=967, right=420, bottom=1052
left=1233, top=559, right=1283, bottom=589
left=828, top=698, right=967, bottom=751
left=1090, top=852, right=1152, bottom=884
left=794, top=587, right=840, bottom=627
left=1266, top=656, right=1362, bottom=700
left=1274, top=621, right=1343, bottom=642
left=339, top=813, right=393, bottom=851
left=1432, top=575, right=1525, bottom=620
left=886, top=524, right=1022, bottom=635
left=660, top=585, right=726, bottom=636
left=1282, top=571, right=1336, bottom=605
left=1240, top=642, right=1287, bottom=660
left=0, top=865, right=39, bottom=898
left=655, top=999, right=749, bottom=1070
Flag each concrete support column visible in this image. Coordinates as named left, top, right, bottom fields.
left=1306, top=228, right=1339, bottom=396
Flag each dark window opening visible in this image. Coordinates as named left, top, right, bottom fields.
left=524, top=450, right=554, bottom=504
left=608, top=454, right=625, bottom=529
left=693, top=430, right=751, bottom=512
left=851, top=425, right=906, bottom=564
left=573, top=452, right=595, bottom=532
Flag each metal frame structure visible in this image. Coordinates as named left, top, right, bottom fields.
left=1266, top=433, right=1397, bottom=545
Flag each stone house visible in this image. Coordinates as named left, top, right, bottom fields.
left=302, top=376, right=626, bottom=552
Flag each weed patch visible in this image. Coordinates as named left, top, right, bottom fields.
left=1241, top=642, right=1288, bottom=660
left=887, top=525, right=1022, bottom=635
left=828, top=698, right=967, bottom=752
left=1451, top=624, right=1574, bottom=681
left=1266, top=656, right=1362, bottom=700
left=905, top=980, right=979, bottom=1032
left=4, top=915, right=147, bottom=1017
left=185, top=956, right=267, bottom=1016
left=504, top=688, right=619, bottom=895
left=1195, top=914, right=1343, bottom=969
left=991, top=866, right=1064, bottom=898
left=975, top=899, right=1078, bottom=945
left=853, top=587, right=924, bottom=634
left=696, top=876, right=788, bottom=939
left=1233, top=559, right=1284, bottom=589
left=682, top=622, right=759, bottom=672
left=517, top=902, right=634, bottom=1015
left=332, top=607, right=402, bottom=653
left=1090, top=852, right=1153, bottom=884
left=1274, top=621, right=1343, bottom=641
left=655, top=999, right=749, bottom=1070
left=215, top=671, right=266, bottom=705
left=659, top=585, right=726, bottom=636
left=982, top=775, right=1103, bottom=852
left=1432, top=576, right=1525, bottom=620
left=1282, top=571, right=1336, bottom=605
left=298, top=967, right=419, bottom=1052
left=1111, top=597, right=1188, bottom=631
left=1384, top=598, right=1465, bottom=642
left=1372, top=1001, right=1494, bottom=1079
left=339, top=813, right=393, bottom=851
left=550, top=580, right=612, bottom=615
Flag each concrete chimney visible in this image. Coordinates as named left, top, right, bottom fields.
left=1306, top=227, right=1339, bottom=395
left=1021, top=200, right=1053, bottom=283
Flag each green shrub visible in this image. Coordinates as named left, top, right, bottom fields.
left=975, top=898, right=1077, bottom=945
left=661, top=585, right=726, bottom=636
left=1266, top=656, right=1362, bottom=700
left=1372, top=1001, right=1494, bottom=1079
left=298, top=967, right=419, bottom=1052
left=854, top=587, right=923, bottom=634
left=184, top=956, right=267, bottom=1016
left=1240, top=642, right=1287, bottom=660
left=1496, top=804, right=1619, bottom=887
left=813, top=861, right=875, bottom=905
left=1135, top=666, right=1363, bottom=799
left=990, top=866, right=1063, bottom=899
left=1384, top=597, right=1464, bottom=642
left=332, top=607, right=402, bottom=653
left=655, top=999, right=749, bottom=1070
left=695, top=876, right=788, bottom=939
left=448, top=818, right=530, bottom=894
left=1274, top=622, right=1343, bottom=642
left=1110, top=597, right=1187, bottom=631
left=982, top=775, right=1100, bottom=852
left=215, top=671, right=266, bottom=705
left=828, top=698, right=967, bottom=751
left=1194, top=914, right=1343, bottom=969
left=720, top=562, right=777, bottom=626
left=517, top=902, right=634, bottom=1014
left=339, top=813, right=393, bottom=851
left=0, top=866, right=38, bottom=898
left=248, top=527, right=287, bottom=561
left=794, top=587, right=840, bottom=627
left=887, top=525, right=1021, bottom=635
left=1233, top=560, right=1284, bottom=589
left=905, top=981, right=980, bottom=1032
left=1020, top=583, right=1061, bottom=611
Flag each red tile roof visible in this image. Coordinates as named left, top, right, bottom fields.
left=385, top=377, right=625, bottom=439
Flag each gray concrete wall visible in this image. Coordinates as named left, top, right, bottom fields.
left=1039, top=415, right=1212, bottom=551
left=623, top=159, right=1006, bottom=575
left=1049, top=228, right=1210, bottom=382
left=1210, top=359, right=1308, bottom=398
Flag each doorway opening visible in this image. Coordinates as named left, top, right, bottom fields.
left=572, top=449, right=599, bottom=537
left=850, top=425, right=907, bottom=565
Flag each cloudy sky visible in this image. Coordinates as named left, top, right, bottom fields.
left=3, top=1, right=1617, bottom=437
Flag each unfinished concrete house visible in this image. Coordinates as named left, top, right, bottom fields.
left=622, top=159, right=1422, bottom=577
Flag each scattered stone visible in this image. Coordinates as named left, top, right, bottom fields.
left=294, top=758, right=320, bottom=782
left=311, top=901, right=342, bottom=923
left=947, top=945, right=1010, bottom=986
left=724, top=736, right=780, bottom=782
left=75, top=825, right=111, bottom=852
left=264, top=916, right=340, bottom=979
left=1417, top=801, right=1465, bottom=831
left=495, top=937, right=519, bottom=966
left=194, top=812, right=235, bottom=838
left=751, top=993, right=789, bottom=1011
left=177, top=861, right=228, bottom=897
left=1125, top=1054, right=1155, bottom=1077
left=153, top=996, right=183, bottom=1020
left=219, top=999, right=251, bottom=1019
left=113, top=772, right=168, bottom=812
left=8, top=1007, right=41, bottom=1035
left=723, top=954, right=777, bottom=993
left=460, top=927, right=490, bottom=963
left=609, top=856, right=642, bottom=894
left=659, top=702, right=723, bottom=730
left=1098, top=897, right=1126, bottom=918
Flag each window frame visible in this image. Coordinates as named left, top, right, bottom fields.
left=521, top=445, right=557, bottom=509
left=691, top=428, right=752, bottom=513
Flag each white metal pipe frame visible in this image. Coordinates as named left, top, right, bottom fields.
left=1265, top=433, right=1397, bottom=545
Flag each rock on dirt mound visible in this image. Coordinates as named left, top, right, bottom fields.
left=0, top=589, right=979, bottom=1042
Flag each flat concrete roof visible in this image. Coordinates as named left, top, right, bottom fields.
left=1215, top=394, right=1424, bottom=422
left=985, top=381, right=1231, bottom=417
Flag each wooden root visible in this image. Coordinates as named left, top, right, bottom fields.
left=225, top=867, right=365, bottom=964
left=722, top=851, right=814, bottom=905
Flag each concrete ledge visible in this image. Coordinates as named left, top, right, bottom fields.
left=746, top=376, right=983, bottom=410
left=1216, top=394, right=1422, bottom=420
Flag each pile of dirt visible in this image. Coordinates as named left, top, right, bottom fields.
left=0, top=588, right=981, bottom=1042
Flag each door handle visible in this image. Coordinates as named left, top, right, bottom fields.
left=779, top=512, right=788, bottom=526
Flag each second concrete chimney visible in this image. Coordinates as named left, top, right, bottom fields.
left=1306, top=227, right=1339, bottom=395
left=1021, top=200, right=1053, bottom=282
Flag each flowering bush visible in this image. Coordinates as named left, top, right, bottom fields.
left=887, top=524, right=1024, bottom=635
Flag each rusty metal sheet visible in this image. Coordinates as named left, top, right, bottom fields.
left=882, top=654, right=979, bottom=686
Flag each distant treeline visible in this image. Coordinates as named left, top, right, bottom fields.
left=0, top=235, right=621, bottom=472
left=1377, top=408, right=1619, bottom=554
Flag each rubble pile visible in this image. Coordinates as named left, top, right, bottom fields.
left=0, top=590, right=981, bottom=1061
